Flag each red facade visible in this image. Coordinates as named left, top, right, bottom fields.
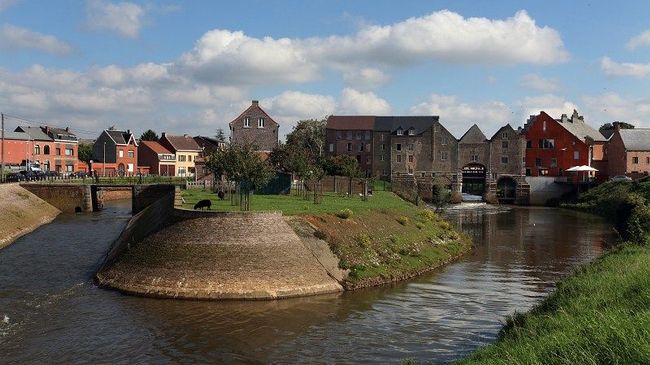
left=524, top=112, right=590, bottom=177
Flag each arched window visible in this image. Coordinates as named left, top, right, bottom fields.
left=34, top=145, right=41, bottom=155
left=44, top=145, right=50, bottom=155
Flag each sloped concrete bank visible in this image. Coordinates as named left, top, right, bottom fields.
left=0, top=183, right=61, bottom=249
left=96, top=207, right=343, bottom=300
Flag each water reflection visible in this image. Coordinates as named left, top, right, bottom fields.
left=0, top=203, right=615, bottom=364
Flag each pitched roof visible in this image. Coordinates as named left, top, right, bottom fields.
left=326, top=115, right=376, bottom=130
left=554, top=111, right=607, bottom=142
left=162, top=134, right=201, bottom=151
left=375, top=116, right=439, bottom=135
left=14, top=126, right=51, bottom=141
left=44, top=126, right=77, bottom=142
left=459, top=124, right=488, bottom=143
left=489, top=124, right=517, bottom=140
left=3, top=131, right=30, bottom=140
left=141, top=140, right=173, bottom=154
left=619, top=128, right=650, bottom=151
left=229, top=100, right=278, bottom=127
left=105, top=130, right=134, bottom=145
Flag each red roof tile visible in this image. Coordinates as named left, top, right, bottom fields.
left=141, top=140, right=173, bottom=154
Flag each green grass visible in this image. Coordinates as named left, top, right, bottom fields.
left=181, top=189, right=413, bottom=215
left=457, top=239, right=650, bottom=365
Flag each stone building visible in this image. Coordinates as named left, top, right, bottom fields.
left=229, top=100, right=279, bottom=152
left=325, top=116, right=375, bottom=176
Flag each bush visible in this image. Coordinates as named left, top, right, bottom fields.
left=397, top=216, right=409, bottom=225
left=416, top=222, right=425, bottom=230
left=313, top=230, right=328, bottom=240
left=355, top=233, right=372, bottom=248
left=389, top=235, right=399, bottom=244
left=418, top=210, right=436, bottom=222
left=336, top=208, right=353, bottom=219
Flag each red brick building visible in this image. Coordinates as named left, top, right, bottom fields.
left=91, top=129, right=143, bottom=176
left=523, top=110, right=607, bottom=180
left=138, top=141, right=176, bottom=176
left=325, top=116, right=376, bottom=176
left=607, top=123, right=650, bottom=179
left=2, top=126, right=80, bottom=173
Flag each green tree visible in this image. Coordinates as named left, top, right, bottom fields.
left=599, top=122, right=634, bottom=134
left=215, top=128, right=226, bottom=142
left=78, top=143, right=93, bottom=169
left=285, top=119, right=326, bottom=158
left=140, top=129, right=159, bottom=141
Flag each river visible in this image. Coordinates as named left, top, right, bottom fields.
left=0, top=201, right=615, bottom=364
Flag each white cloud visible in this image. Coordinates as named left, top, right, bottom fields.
left=520, top=73, right=560, bottom=92
left=626, top=29, right=650, bottom=50
left=516, top=94, right=579, bottom=121
left=85, top=0, right=145, bottom=38
left=410, top=94, right=511, bottom=137
left=600, top=56, right=650, bottom=78
left=0, top=0, right=16, bottom=12
left=339, top=88, right=391, bottom=114
left=582, top=93, right=650, bottom=128
left=0, top=24, right=73, bottom=55
left=343, top=68, right=389, bottom=90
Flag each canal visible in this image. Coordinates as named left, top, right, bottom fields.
left=0, top=201, right=615, bottom=364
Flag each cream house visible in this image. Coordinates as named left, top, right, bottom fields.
left=159, top=133, right=202, bottom=177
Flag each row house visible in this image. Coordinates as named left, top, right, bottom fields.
left=159, top=133, right=202, bottom=177
left=230, top=100, right=279, bottom=153
left=92, top=128, right=144, bottom=176
left=523, top=110, right=607, bottom=181
left=138, top=141, right=176, bottom=176
left=607, top=123, right=650, bottom=178
left=193, top=136, right=227, bottom=180
left=2, top=126, right=80, bottom=173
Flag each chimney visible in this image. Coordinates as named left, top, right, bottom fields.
left=613, top=121, right=621, bottom=131
left=127, top=129, right=131, bottom=135
left=65, top=127, right=69, bottom=132
left=561, top=114, right=569, bottom=123
left=252, top=100, right=259, bottom=106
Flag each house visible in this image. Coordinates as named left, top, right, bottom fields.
left=523, top=110, right=607, bottom=180
left=193, top=136, right=227, bottom=180
left=607, top=123, right=650, bottom=178
left=326, top=116, right=376, bottom=176
left=229, top=100, right=279, bottom=152
left=92, top=128, right=141, bottom=176
left=13, top=125, right=79, bottom=173
left=138, top=141, right=176, bottom=176
left=159, top=133, right=201, bottom=177
left=0, top=130, right=32, bottom=168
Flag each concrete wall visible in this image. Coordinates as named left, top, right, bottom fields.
left=132, top=184, right=176, bottom=215
left=101, top=187, right=132, bottom=201
left=526, top=176, right=575, bottom=205
left=21, top=183, right=92, bottom=213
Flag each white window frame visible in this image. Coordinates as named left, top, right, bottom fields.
left=244, top=117, right=251, bottom=128
left=258, top=117, right=265, bottom=128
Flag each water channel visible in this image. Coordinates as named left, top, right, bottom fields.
left=0, top=200, right=616, bottom=364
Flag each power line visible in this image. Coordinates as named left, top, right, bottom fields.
left=1, top=113, right=102, bottom=137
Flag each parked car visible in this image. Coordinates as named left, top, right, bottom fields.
left=5, top=173, right=26, bottom=182
left=610, top=175, right=632, bottom=182
left=45, top=171, right=62, bottom=178
left=70, top=171, right=87, bottom=178
left=20, top=170, right=45, bottom=181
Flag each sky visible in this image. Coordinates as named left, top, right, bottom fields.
left=1, top=0, right=649, bottom=140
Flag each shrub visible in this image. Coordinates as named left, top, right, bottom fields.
left=336, top=208, right=353, bottom=219
left=416, top=222, right=425, bottom=230
left=397, top=216, right=409, bottom=225
left=389, top=235, right=399, bottom=244
left=355, top=233, right=371, bottom=248
left=313, top=230, right=328, bottom=240
left=418, top=210, right=436, bottom=222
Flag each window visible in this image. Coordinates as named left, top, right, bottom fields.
left=408, top=166, right=413, bottom=174
left=366, top=156, right=371, bottom=164
left=396, top=155, right=402, bottom=163
left=408, top=155, right=414, bottom=163
left=535, top=158, right=542, bottom=167
left=336, top=131, right=342, bottom=140
left=408, top=143, right=414, bottom=151
left=244, top=117, right=250, bottom=128
left=421, top=172, right=426, bottom=178
left=56, top=148, right=61, bottom=155
left=127, top=163, right=134, bottom=172
left=65, top=148, right=73, bottom=156
left=396, top=128, right=403, bottom=136
left=347, top=143, right=352, bottom=152
left=539, top=168, right=549, bottom=176
left=329, top=143, right=334, bottom=153
left=526, top=168, right=532, bottom=176
left=441, top=137, right=448, bottom=146
left=44, top=145, right=50, bottom=155
left=366, top=143, right=371, bottom=152
left=66, top=164, right=73, bottom=172
left=633, top=156, right=639, bottom=164
left=258, top=118, right=265, bottom=128
left=381, top=144, right=385, bottom=151
left=380, top=134, right=385, bottom=141
left=179, top=155, right=186, bottom=162
left=539, top=139, right=555, bottom=149
left=346, top=131, right=352, bottom=140
left=408, top=128, right=415, bottom=136
left=356, top=132, right=362, bottom=140
left=574, top=151, right=580, bottom=160
left=365, top=131, right=371, bottom=140
left=440, top=151, right=448, bottom=161
left=178, top=167, right=186, bottom=176
left=35, top=145, right=40, bottom=155
left=128, top=150, right=134, bottom=158
left=470, top=154, right=479, bottom=162
left=358, top=143, right=364, bottom=152
left=501, top=156, right=508, bottom=164
left=382, top=168, right=388, bottom=176
left=647, top=157, right=650, bottom=164
left=526, top=140, right=532, bottom=149
left=502, top=132, right=508, bottom=139
left=550, top=158, right=557, bottom=168
left=502, top=141, right=509, bottom=149
left=380, top=155, right=384, bottom=161
left=189, top=155, right=192, bottom=162
left=118, top=150, right=123, bottom=158
left=396, top=143, right=402, bottom=151
left=543, top=120, right=547, bottom=131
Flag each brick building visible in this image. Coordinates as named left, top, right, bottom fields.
left=229, top=100, right=279, bottom=152
left=159, top=133, right=202, bottom=177
left=138, top=141, right=176, bottom=176
left=326, top=116, right=375, bottom=176
left=92, top=129, right=141, bottom=176
left=607, top=124, right=650, bottom=179
left=193, top=136, right=227, bottom=180
left=523, top=110, right=607, bottom=180
left=2, top=126, right=80, bottom=173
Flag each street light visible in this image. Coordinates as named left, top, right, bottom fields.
left=103, top=142, right=106, bottom=177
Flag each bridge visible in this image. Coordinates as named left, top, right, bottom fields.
left=20, top=183, right=178, bottom=214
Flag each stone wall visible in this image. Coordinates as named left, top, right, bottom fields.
left=132, top=184, right=176, bottom=215
left=21, top=183, right=92, bottom=213
left=101, top=187, right=132, bottom=201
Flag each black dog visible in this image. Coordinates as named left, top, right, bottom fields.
left=193, top=199, right=212, bottom=210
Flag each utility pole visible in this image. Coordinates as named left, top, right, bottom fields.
left=1, top=113, right=4, bottom=183
left=103, top=142, right=106, bottom=177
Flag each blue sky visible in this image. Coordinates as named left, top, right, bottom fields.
left=1, top=0, right=649, bottom=139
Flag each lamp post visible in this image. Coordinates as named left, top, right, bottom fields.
left=103, top=142, right=106, bottom=177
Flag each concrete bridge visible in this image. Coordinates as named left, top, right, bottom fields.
left=20, top=183, right=177, bottom=214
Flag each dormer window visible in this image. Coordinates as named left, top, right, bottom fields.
left=396, top=128, right=403, bottom=136
left=258, top=118, right=265, bottom=128
left=244, top=117, right=251, bottom=128
left=408, top=128, right=415, bottom=136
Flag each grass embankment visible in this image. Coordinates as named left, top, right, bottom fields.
left=182, top=189, right=472, bottom=289
left=454, top=179, right=650, bottom=364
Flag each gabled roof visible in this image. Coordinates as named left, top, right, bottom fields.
left=489, top=124, right=518, bottom=140
left=14, top=126, right=51, bottom=141
left=140, top=140, right=173, bottom=154
left=4, top=131, right=30, bottom=140
left=104, top=129, right=137, bottom=146
left=619, top=128, right=650, bottom=151
left=229, top=100, right=278, bottom=127
left=459, top=124, right=487, bottom=143
left=162, top=134, right=201, bottom=151
left=326, top=115, right=375, bottom=130
left=554, top=111, right=607, bottom=142
left=375, top=116, right=439, bottom=135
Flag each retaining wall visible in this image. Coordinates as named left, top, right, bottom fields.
left=20, top=183, right=92, bottom=213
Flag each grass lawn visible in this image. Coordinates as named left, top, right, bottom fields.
left=456, top=240, right=650, bottom=365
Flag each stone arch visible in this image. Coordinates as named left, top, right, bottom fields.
left=496, top=176, right=517, bottom=203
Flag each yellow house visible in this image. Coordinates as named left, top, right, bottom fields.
left=159, top=133, right=202, bottom=177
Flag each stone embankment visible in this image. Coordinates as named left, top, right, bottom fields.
left=97, top=208, right=343, bottom=300
left=0, top=183, right=60, bottom=249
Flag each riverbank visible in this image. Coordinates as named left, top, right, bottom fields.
left=453, top=180, right=650, bottom=364
left=182, top=189, right=471, bottom=291
left=0, top=184, right=60, bottom=249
